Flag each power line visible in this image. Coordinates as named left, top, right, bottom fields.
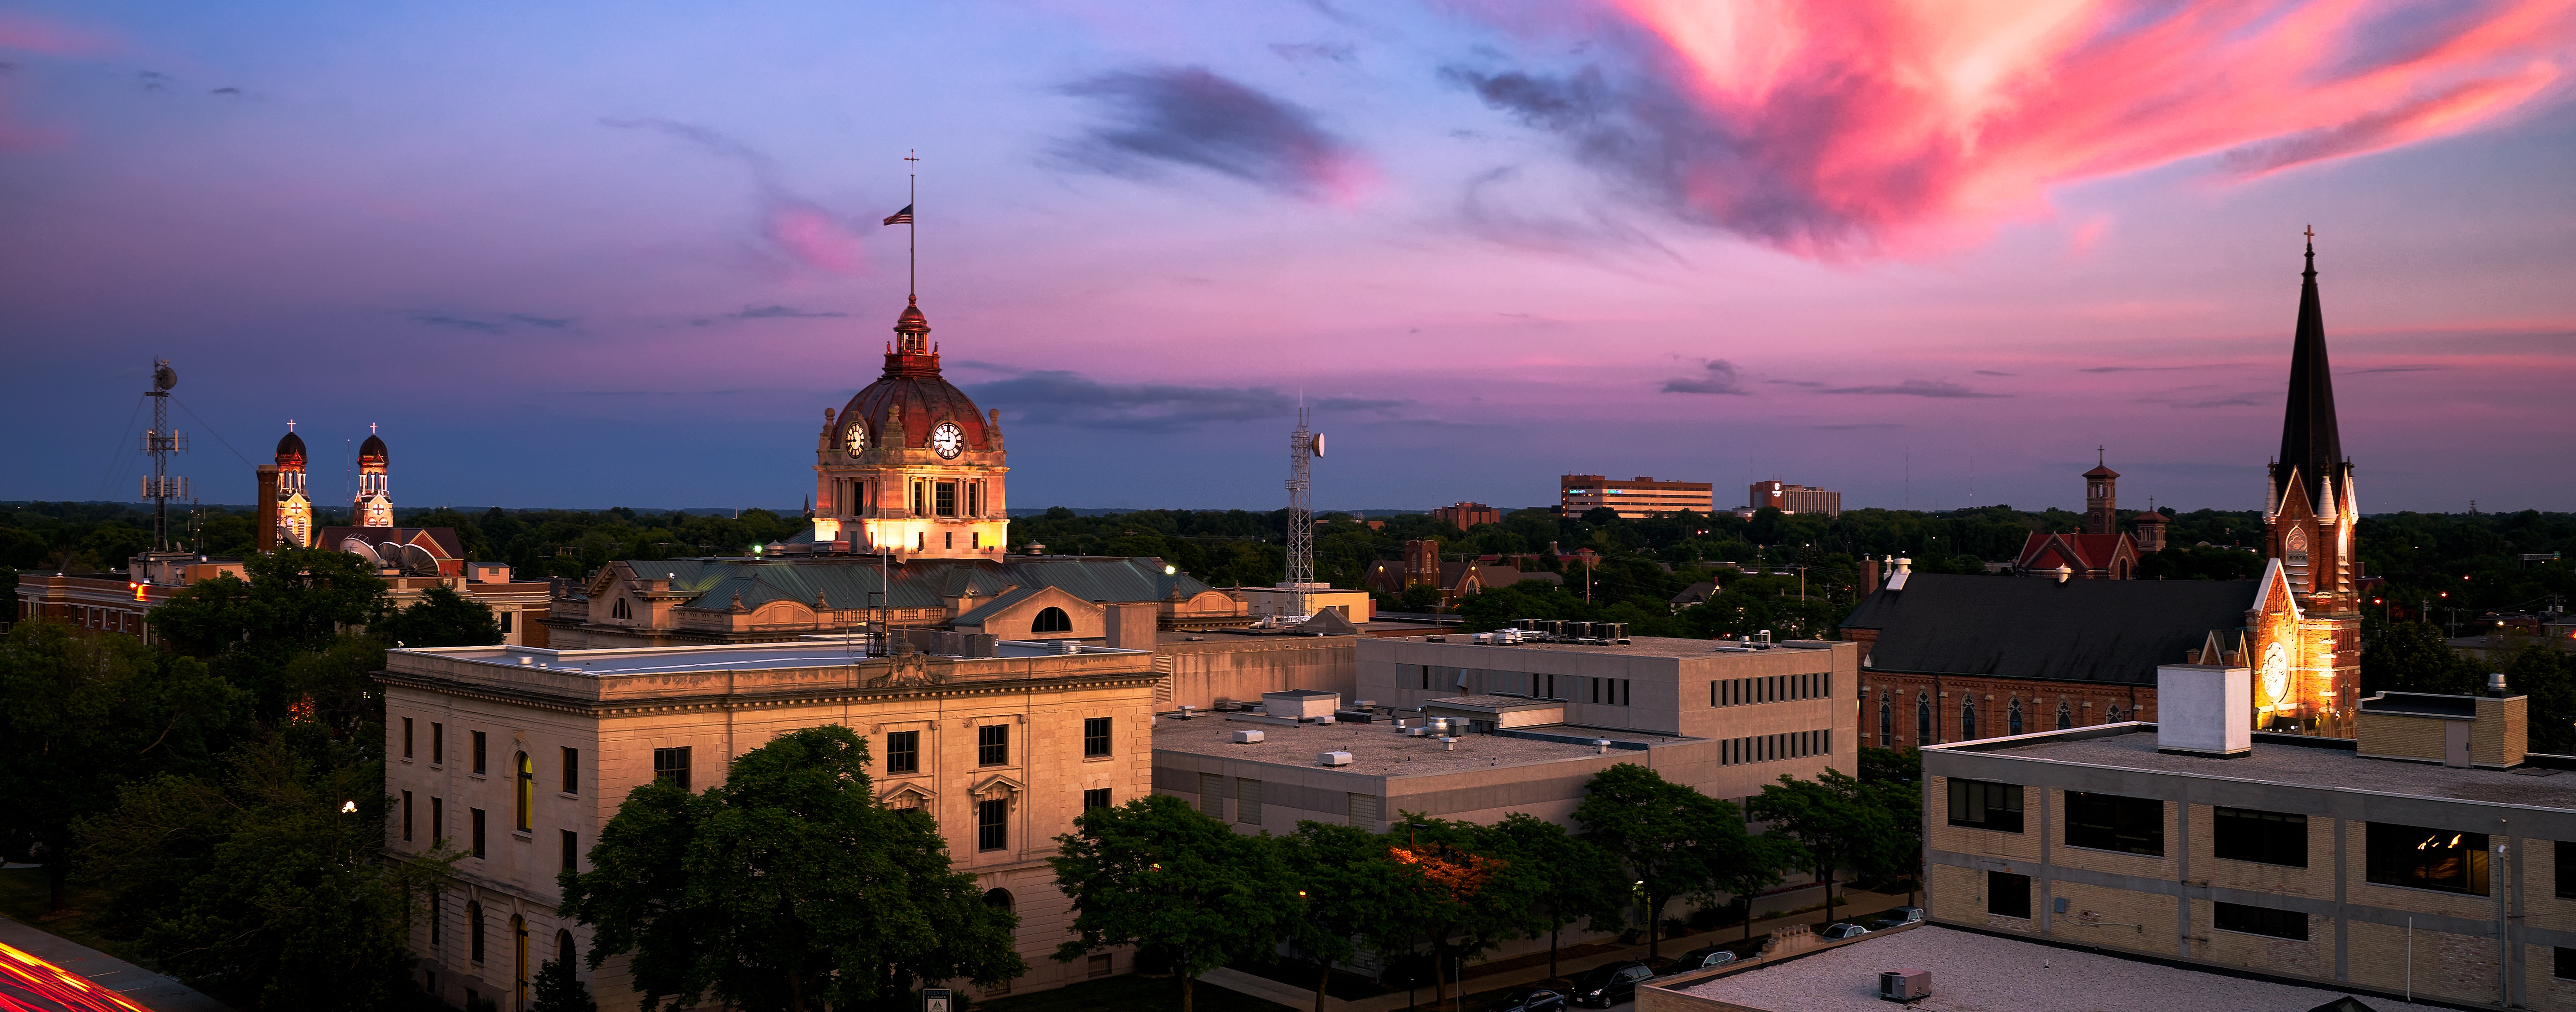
left=171, top=394, right=259, bottom=471
left=94, top=393, right=149, bottom=501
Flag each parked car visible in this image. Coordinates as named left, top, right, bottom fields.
left=1488, top=986, right=1569, bottom=1012
left=1870, top=907, right=1924, bottom=931
left=1818, top=921, right=1871, bottom=941
left=1672, top=946, right=1739, bottom=971
left=1567, top=961, right=1656, bottom=1008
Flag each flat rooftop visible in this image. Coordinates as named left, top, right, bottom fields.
left=1674, top=925, right=2445, bottom=1012
left=1150, top=715, right=1687, bottom=778
left=403, top=638, right=1144, bottom=678
left=1964, top=726, right=2576, bottom=810
left=1387, top=634, right=1841, bottom=659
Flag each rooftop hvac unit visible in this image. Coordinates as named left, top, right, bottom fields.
left=1231, top=729, right=1265, bottom=744
left=1318, top=751, right=1352, bottom=767
left=1404, top=726, right=1427, bottom=737
left=1877, top=969, right=1930, bottom=1003
left=1567, top=621, right=1593, bottom=639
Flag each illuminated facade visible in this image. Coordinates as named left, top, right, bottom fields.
left=2255, top=238, right=2363, bottom=733
left=354, top=425, right=394, bottom=528
left=273, top=424, right=313, bottom=549
left=810, top=298, right=1009, bottom=559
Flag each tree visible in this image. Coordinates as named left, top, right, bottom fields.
left=1748, top=769, right=1898, bottom=928
left=75, top=726, right=456, bottom=1009
left=1049, top=794, right=1295, bottom=1012
left=1379, top=815, right=1546, bottom=1010
left=2361, top=621, right=2485, bottom=697
left=0, top=621, right=249, bottom=912
left=1574, top=763, right=1777, bottom=957
left=2503, top=641, right=2576, bottom=753
left=375, top=584, right=503, bottom=648
left=562, top=726, right=1022, bottom=1012
left=1485, top=812, right=1620, bottom=982
left=530, top=957, right=598, bottom=1012
left=1279, top=821, right=1407, bottom=1012
left=150, top=546, right=387, bottom=718
left=1856, top=746, right=1925, bottom=904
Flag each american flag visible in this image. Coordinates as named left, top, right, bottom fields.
left=882, top=204, right=913, bottom=226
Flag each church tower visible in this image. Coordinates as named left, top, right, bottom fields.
left=2255, top=235, right=2362, bottom=729
left=2083, top=450, right=2119, bottom=536
left=811, top=298, right=1009, bottom=559
left=274, top=422, right=313, bottom=548
left=354, top=425, right=394, bottom=528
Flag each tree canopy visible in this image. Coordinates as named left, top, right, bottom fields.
left=1049, top=794, right=1296, bottom=1012
left=1573, top=763, right=1783, bottom=958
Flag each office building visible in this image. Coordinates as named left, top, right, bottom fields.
left=1559, top=475, right=1715, bottom=519
left=1739, top=481, right=1842, bottom=518
left=1431, top=501, right=1503, bottom=530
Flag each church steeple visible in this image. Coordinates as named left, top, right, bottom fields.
left=2272, top=230, right=2344, bottom=512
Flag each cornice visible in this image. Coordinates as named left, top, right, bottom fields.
left=373, top=667, right=1164, bottom=718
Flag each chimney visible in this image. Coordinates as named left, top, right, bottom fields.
left=1861, top=557, right=1881, bottom=595
left=255, top=464, right=280, bottom=552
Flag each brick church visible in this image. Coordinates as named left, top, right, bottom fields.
left=1844, top=238, right=2364, bottom=745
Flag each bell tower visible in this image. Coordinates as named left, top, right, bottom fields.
left=2083, top=448, right=2118, bottom=536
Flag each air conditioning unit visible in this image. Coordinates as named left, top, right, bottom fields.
left=1877, top=969, right=1930, bottom=1003
left=1231, top=730, right=1265, bottom=744
left=1318, top=751, right=1353, bottom=767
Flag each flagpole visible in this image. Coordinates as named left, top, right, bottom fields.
left=906, top=150, right=919, bottom=302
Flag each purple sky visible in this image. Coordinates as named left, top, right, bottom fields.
left=5, top=1, right=2573, bottom=515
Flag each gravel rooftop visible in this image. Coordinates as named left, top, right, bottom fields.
left=1675, top=925, right=2450, bottom=1012
left=1990, top=728, right=2576, bottom=810
left=1149, top=714, right=1687, bottom=778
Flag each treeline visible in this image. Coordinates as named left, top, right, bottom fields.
left=0, top=547, right=515, bottom=1009
left=559, top=726, right=1926, bottom=1012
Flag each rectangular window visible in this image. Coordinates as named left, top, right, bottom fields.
left=1236, top=778, right=1264, bottom=825
left=977, top=797, right=1008, bottom=851
left=1987, top=871, right=2031, bottom=919
left=2064, top=792, right=2165, bottom=856
left=1621, top=679, right=1630, bottom=706
left=403, top=717, right=414, bottom=759
left=1947, top=782, right=2030, bottom=829
left=886, top=731, right=919, bottom=773
left=432, top=722, right=444, bottom=765
left=469, top=904, right=484, bottom=963
left=472, top=730, right=487, bottom=775
left=470, top=808, right=486, bottom=859
left=403, top=790, right=414, bottom=842
left=978, top=724, right=1010, bottom=766
left=430, top=891, right=441, bottom=946
left=2559, top=947, right=2576, bottom=981
left=432, top=797, right=444, bottom=844
left=2365, top=822, right=2488, bottom=896
left=2212, top=808, right=2308, bottom=868
left=911, top=481, right=925, bottom=516
left=499, top=611, right=512, bottom=634
left=561, top=829, right=578, bottom=872
left=2213, top=902, right=2308, bottom=941
left=653, top=746, right=692, bottom=792
left=935, top=482, right=957, bottom=517
left=2559, top=841, right=2576, bottom=900
left=1420, top=666, right=1431, bottom=690
left=1083, top=717, right=1112, bottom=758
left=561, top=747, right=578, bottom=795
left=969, top=483, right=983, bottom=516
left=1083, top=788, right=1111, bottom=811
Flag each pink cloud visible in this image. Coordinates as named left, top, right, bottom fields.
left=0, top=13, right=115, bottom=55
left=1460, top=0, right=2576, bottom=257
left=763, top=200, right=869, bottom=276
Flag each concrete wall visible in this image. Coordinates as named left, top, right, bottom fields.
left=1155, top=634, right=1357, bottom=711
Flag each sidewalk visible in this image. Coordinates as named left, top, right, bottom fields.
left=1199, top=884, right=1918, bottom=1012
left=0, top=914, right=231, bottom=1012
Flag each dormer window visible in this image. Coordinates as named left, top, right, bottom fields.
left=611, top=598, right=631, bottom=620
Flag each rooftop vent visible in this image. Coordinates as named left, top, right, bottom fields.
left=1231, top=729, right=1265, bottom=744
left=1177, top=705, right=1196, bottom=720
left=1593, top=739, right=1611, bottom=754
left=1877, top=969, right=1930, bottom=1003
left=1318, top=750, right=1352, bottom=767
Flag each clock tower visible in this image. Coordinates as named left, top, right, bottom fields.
left=811, top=297, right=1008, bottom=559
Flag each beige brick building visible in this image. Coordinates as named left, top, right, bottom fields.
left=381, top=637, right=1162, bottom=1011
left=1918, top=677, right=2572, bottom=1011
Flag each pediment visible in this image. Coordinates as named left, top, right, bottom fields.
left=971, top=772, right=1026, bottom=798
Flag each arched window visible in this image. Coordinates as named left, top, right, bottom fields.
left=557, top=928, right=576, bottom=966
left=512, top=915, right=529, bottom=1012
left=516, top=752, right=534, bottom=831
left=2056, top=700, right=2073, bottom=729
left=1916, top=693, right=1933, bottom=745
left=1961, top=699, right=1979, bottom=741
left=1031, top=606, right=1072, bottom=634
left=612, top=598, right=631, bottom=620
left=984, top=888, right=1014, bottom=914
left=2107, top=703, right=2126, bottom=723
left=2008, top=698, right=2024, bottom=736
left=468, top=901, right=485, bottom=963
left=1877, top=694, right=1893, bottom=747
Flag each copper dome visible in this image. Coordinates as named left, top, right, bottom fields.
left=358, top=433, right=388, bottom=465
left=275, top=430, right=308, bottom=467
left=837, top=299, right=992, bottom=454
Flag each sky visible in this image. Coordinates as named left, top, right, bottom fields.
left=4, top=0, right=2574, bottom=516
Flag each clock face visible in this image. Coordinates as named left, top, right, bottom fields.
left=929, top=421, right=966, bottom=459
left=2260, top=641, right=2291, bottom=703
left=842, top=421, right=868, bottom=455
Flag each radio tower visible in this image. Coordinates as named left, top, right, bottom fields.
left=1282, top=404, right=1324, bottom=614
left=141, top=358, right=189, bottom=551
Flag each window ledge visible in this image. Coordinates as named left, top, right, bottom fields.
left=2211, top=856, right=2310, bottom=871
left=2209, top=927, right=2312, bottom=943
left=512, top=831, right=534, bottom=841
left=1944, top=822, right=2026, bottom=835
left=2059, top=843, right=2166, bottom=859
left=557, top=792, right=579, bottom=799
left=1083, top=754, right=1114, bottom=763
left=2360, top=880, right=2489, bottom=899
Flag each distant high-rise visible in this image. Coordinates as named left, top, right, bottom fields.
left=1560, top=474, right=1713, bottom=519
left=1740, top=480, right=1842, bottom=518
left=1431, top=501, right=1501, bottom=530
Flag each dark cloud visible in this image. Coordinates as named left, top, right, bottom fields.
left=728, top=305, right=847, bottom=319
left=2346, top=365, right=2444, bottom=375
left=211, top=86, right=241, bottom=96
left=966, top=370, right=1405, bottom=430
left=1270, top=42, right=1355, bottom=64
left=1765, top=379, right=1825, bottom=388
left=1973, top=370, right=2015, bottom=376
left=407, top=311, right=571, bottom=332
left=408, top=312, right=504, bottom=333
left=1057, top=66, right=1365, bottom=200
left=2138, top=389, right=2268, bottom=409
left=509, top=313, right=573, bottom=329
left=1816, top=380, right=2006, bottom=398
left=2079, top=364, right=2237, bottom=373
left=1661, top=359, right=1749, bottom=395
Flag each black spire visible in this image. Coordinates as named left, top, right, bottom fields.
left=2273, top=230, right=2345, bottom=511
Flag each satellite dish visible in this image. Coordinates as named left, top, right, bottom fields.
left=397, top=543, right=440, bottom=575
left=152, top=361, right=177, bottom=391
left=1311, top=433, right=1326, bottom=458
left=340, top=537, right=384, bottom=565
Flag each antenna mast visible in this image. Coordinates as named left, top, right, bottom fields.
left=1283, top=404, right=1322, bottom=615
left=141, top=358, right=188, bottom=551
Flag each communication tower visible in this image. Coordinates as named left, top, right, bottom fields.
left=140, top=358, right=189, bottom=551
left=1281, top=405, right=1326, bottom=614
